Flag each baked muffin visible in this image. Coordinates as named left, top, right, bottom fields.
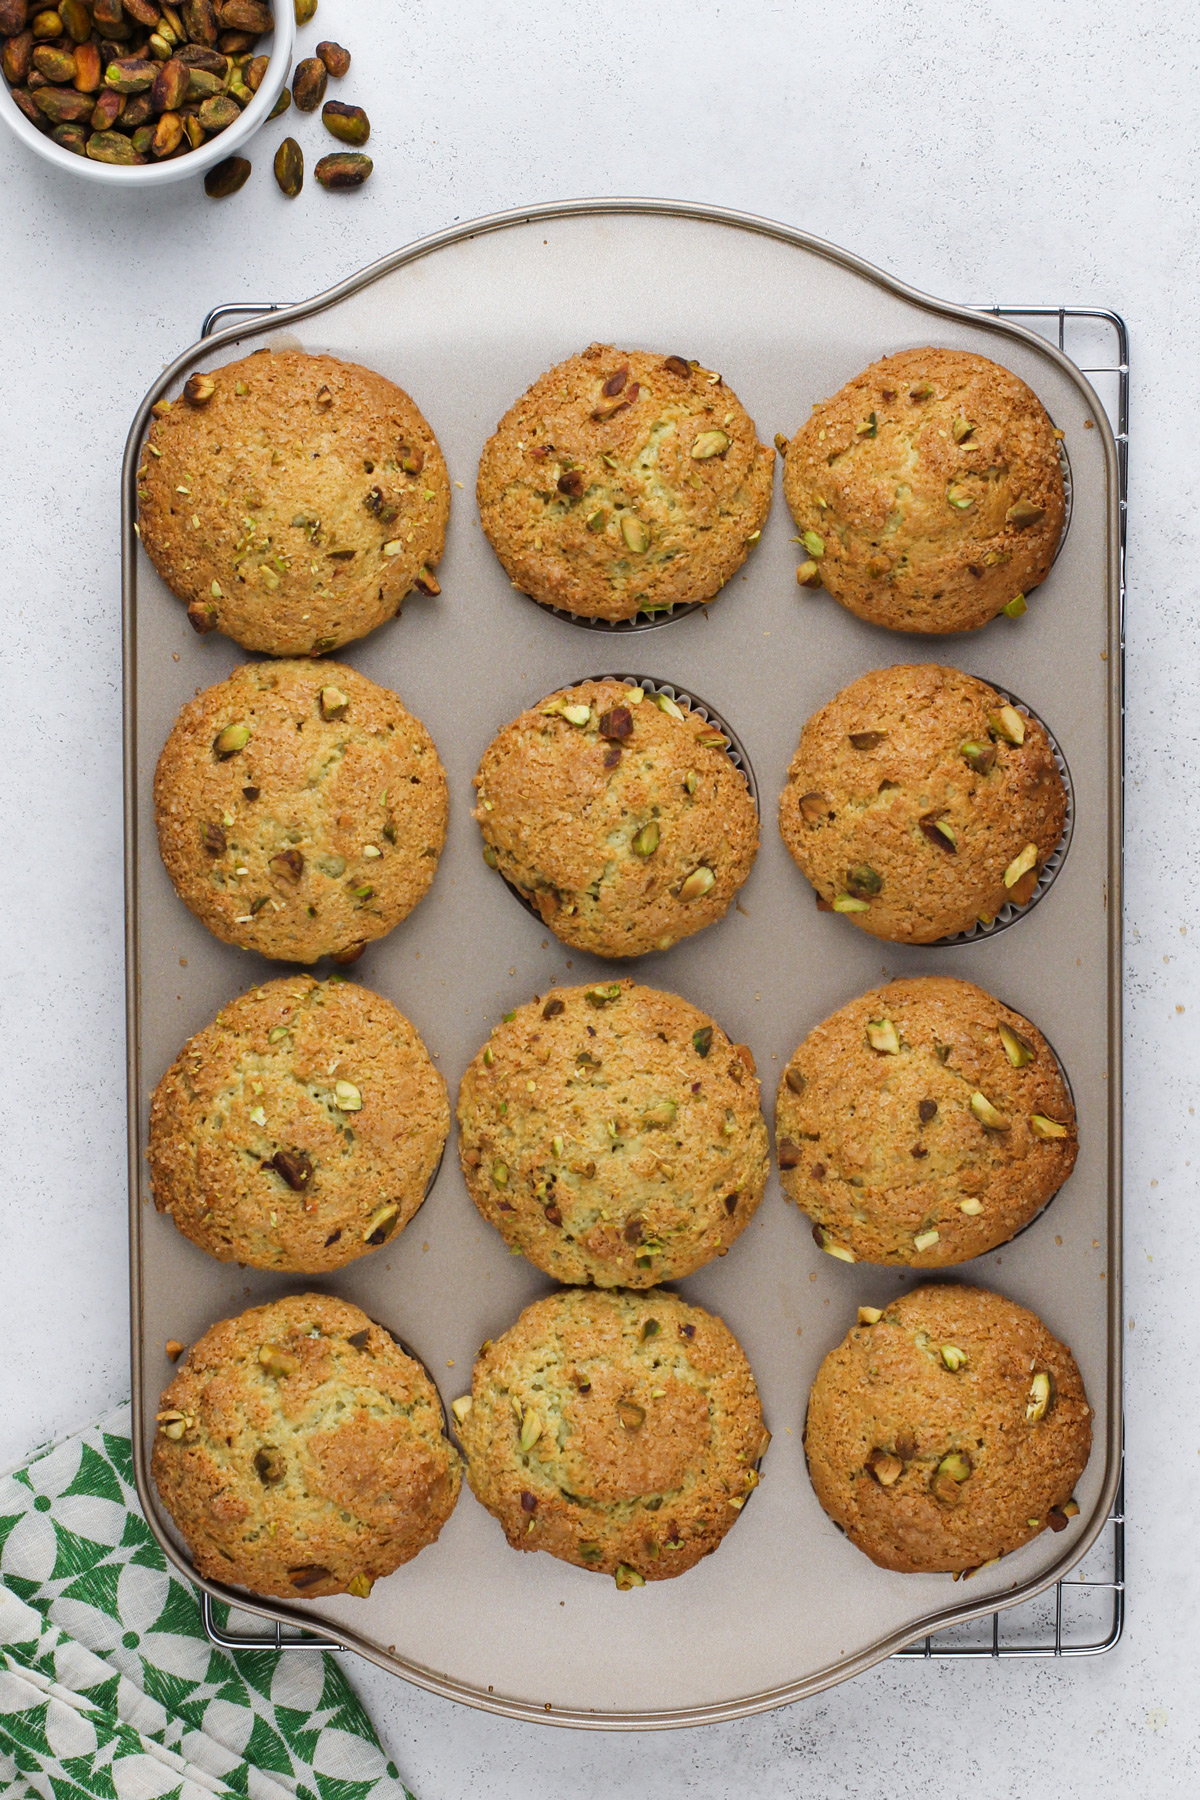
left=149, top=977, right=449, bottom=1272
left=474, top=678, right=758, bottom=958
left=458, top=1287, right=768, bottom=1585
left=154, top=660, right=447, bottom=963
left=151, top=1292, right=461, bottom=1599
left=458, top=981, right=768, bottom=1285
left=782, top=348, right=1065, bottom=633
left=804, top=1284, right=1091, bottom=1573
left=779, top=664, right=1067, bottom=942
left=476, top=343, right=774, bottom=622
left=138, top=349, right=448, bottom=656
left=776, top=977, right=1077, bottom=1267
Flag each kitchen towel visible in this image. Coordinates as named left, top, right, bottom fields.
left=0, top=1404, right=416, bottom=1800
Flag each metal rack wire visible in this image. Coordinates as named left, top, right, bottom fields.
left=192, top=300, right=1128, bottom=1665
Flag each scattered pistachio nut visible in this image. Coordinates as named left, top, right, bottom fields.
left=1030, top=1113, right=1069, bottom=1140
left=845, top=863, right=882, bottom=899
left=867, top=1449, right=903, bottom=1487
left=857, top=1305, right=883, bottom=1325
left=1006, top=497, right=1045, bottom=529
left=213, top=721, right=250, bottom=757
left=291, top=53, right=326, bottom=110
left=294, top=0, right=317, bottom=21
left=273, top=134, right=303, bottom=197
left=346, top=1573, right=373, bottom=1599
left=204, top=156, right=252, bottom=198
left=832, top=892, right=870, bottom=913
left=1002, top=593, right=1028, bottom=618
left=333, top=1079, right=362, bottom=1112
left=865, top=1018, right=900, bottom=1054
left=632, top=822, right=660, bottom=857
left=318, top=683, right=349, bottom=720
left=620, top=514, right=650, bottom=553
left=813, top=1225, right=855, bottom=1263
left=940, top=1344, right=968, bottom=1372
left=960, top=738, right=997, bottom=774
left=561, top=702, right=591, bottom=727
left=801, top=528, right=825, bottom=558
left=314, top=151, right=373, bottom=189
left=317, top=38, right=350, bottom=76
left=451, top=1395, right=472, bottom=1424
left=952, top=415, right=975, bottom=442
left=614, top=1564, right=645, bottom=1590
left=653, top=691, right=684, bottom=720
left=363, top=1204, right=399, bottom=1244
left=913, top=1229, right=940, bottom=1252
left=322, top=98, right=369, bottom=144
left=519, top=1407, right=543, bottom=1452
left=691, top=428, right=730, bottom=459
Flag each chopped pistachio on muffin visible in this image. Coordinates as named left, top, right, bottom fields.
left=477, top=343, right=774, bottom=621
left=138, top=349, right=448, bottom=656
left=150, top=977, right=449, bottom=1272
left=154, top=659, right=447, bottom=962
left=151, top=1292, right=460, bottom=1599
left=458, top=980, right=768, bottom=1285
left=474, top=677, right=758, bottom=957
left=458, top=1287, right=767, bottom=1585
left=805, top=1284, right=1091, bottom=1573
left=776, top=977, right=1077, bottom=1267
left=782, top=348, right=1065, bottom=633
left=779, top=664, right=1066, bottom=942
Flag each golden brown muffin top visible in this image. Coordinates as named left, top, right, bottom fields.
left=459, top=1286, right=767, bottom=1584
left=151, top=1292, right=461, bottom=1599
left=457, top=980, right=768, bottom=1286
left=776, top=977, right=1077, bottom=1267
left=782, top=347, right=1065, bottom=633
left=154, top=660, right=447, bottom=963
left=779, top=664, right=1067, bottom=943
left=476, top=343, right=774, bottom=621
left=474, top=678, right=759, bottom=958
left=805, top=1284, right=1091, bottom=1573
left=149, top=977, right=449, bottom=1272
left=138, top=349, right=448, bottom=656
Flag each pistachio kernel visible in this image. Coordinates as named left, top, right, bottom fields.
left=831, top=893, right=870, bottom=913
left=333, top=1080, right=362, bottom=1112
left=988, top=704, right=1026, bottom=746
left=947, top=484, right=974, bottom=510
left=1003, top=843, right=1039, bottom=889
left=952, top=415, right=975, bottom=442
left=845, top=863, right=882, bottom=899
left=678, top=866, right=715, bottom=902
left=561, top=702, right=591, bottom=727
left=796, top=559, right=822, bottom=587
left=1026, top=1371, right=1052, bottom=1422
left=691, top=428, right=730, bottom=459
left=940, top=1344, right=968, bottom=1372
left=519, top=1408, right=543, bottom=1452
left=865, top=1018, right=900, bottom=1055
left=1003, top=593, right=1028, bottom=618
left=919, top=813, right=957, bottom=852
left=632, top=822, right=660, bottom=857
left=319, top=684, right=349, bottom=720
left=491, top=1162, right=508, bottom=1187
left=998, top=1023, right=1035, bottom=1067
left=614, top=1564, right=645, bottom=1590
left=867, top=1449, right=903, bottom=1486
left=913, top=1229, right=941, bottom=1252
left=858, top=1305, right=883, bottom=1325
left=813, top=1224, right=855, bottom=1262
left=801, top=529, right=825, bottom=558
left=959, top=1198, right=984, bottom=1215
left=960, top=739, right=997, bottom=774
left=855, top=412, right=878, bottom=438
left=620, top=514, right=649, bottom=553
left=970, top=1090, right=1010, bottom=1131
left=346, top=1573, right=373, bottom=1599
left=213, top=721, right=250, bottom=758
left=652, top=691, right=685, bottom=721
left=183, top=372, right=216, bottom=406
left=692, top=1026, right=713, bottom=1057
left=363, top=1204, right=399, bottom=1244
left=1030, top=1113, right=1070, bottom=1140
left=451, top=1395, right=473, bottom=1423
left=1006, top=498, right=1045, bottom=529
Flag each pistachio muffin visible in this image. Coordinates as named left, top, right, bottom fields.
left=477, top=343, right=774, bottom=622
left=138, top=349, right=449, bottom=656
left=776, top=977, right=1077, bottom=1268
left=458, top=1287, right=768, bottom=1585
left=779, top=664, right=1067, bottom=943
left=151, top=1292, right=461, bottom=1600
left=149, top=977, right=449, bottom=1272
left=782, top=348, right=1065, bottom=633
left=474, top=678, right=758, bottom=957
left=154, top=660, right=448, bottom=963
left=458, top=981, right=768, bottom=1285
left=804, top=1284, right=1091, bottom=1574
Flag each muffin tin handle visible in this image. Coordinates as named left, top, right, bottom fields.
left=201, top=301, right=291, bottom=341
left=200, top=1589, right=347, bottom=1654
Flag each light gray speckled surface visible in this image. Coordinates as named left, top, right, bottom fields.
left=1, top=0, right=1195, bottom=1792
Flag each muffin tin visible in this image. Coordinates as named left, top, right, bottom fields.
left=123, top=201, right=1123, bottom=1726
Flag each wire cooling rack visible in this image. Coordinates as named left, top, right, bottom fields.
left=192, top=300, right=1128, bottom=1664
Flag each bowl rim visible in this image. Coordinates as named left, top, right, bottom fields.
left=0, top=5, right=295, bottom=187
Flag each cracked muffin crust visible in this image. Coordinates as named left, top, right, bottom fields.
left=474, top=678, right=759, bottom=958
left=138, top=349, right=449, bottom=656
left=804, top=1284, right=1091, bottom=1574
left=149, top=977, right=449, bottom=1273
left=154, top=659, right=448, bottom=963
left=151, top=1292, right=461, bottom=1600
left=782, top=347, right=1065, bottom=634
left=778, top=664, right=1067, bottom=943
left=457, top=980, right=768, bottom=1286
left=775, top=977, right=1077, bottom=1268
left=476, top=343, right=775, bottom=621
left=458, top=1287, right=768, bottom=1585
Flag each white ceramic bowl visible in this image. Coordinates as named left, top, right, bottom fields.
left=0, top=6, right=295, bottom=187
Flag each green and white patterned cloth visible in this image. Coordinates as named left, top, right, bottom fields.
left=0, top=1405, right=415, bottom=1800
